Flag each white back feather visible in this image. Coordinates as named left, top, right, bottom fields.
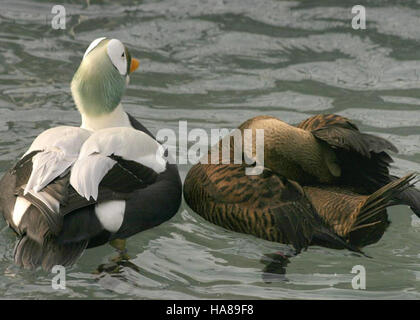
left=70, top=154, right=116, bottom=201
left=24, top=126, right=91, bottom=195
left=70, top=127, right=167, bottom=201
left=78, top=127, right=167, bottom=172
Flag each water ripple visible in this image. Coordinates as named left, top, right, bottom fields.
left=0, top=0, right=420, bottom=299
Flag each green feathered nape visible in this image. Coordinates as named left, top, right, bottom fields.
left=71, top=40, right=126, bottom=117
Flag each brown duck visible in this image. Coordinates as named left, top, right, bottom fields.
left=184, top=114, right=420, bottom=253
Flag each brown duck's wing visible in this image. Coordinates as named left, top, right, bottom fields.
left=184, top=164, right=356, bottom=253
left=298, top=114, right=398, bottom=157
left=297, top=114, right=397, bottom=192
left=298, top=113, right=359, bottom=132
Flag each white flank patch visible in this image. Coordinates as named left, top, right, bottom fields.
left=95, top=200, right=125, bottom=233
left=12, top=197, right=31, bottom=227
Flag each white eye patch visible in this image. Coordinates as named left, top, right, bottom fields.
left=83, top=37, right=106, bottom=59
left=106, top=39, right=127, bottom=76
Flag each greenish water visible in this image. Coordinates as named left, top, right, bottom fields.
left=1, top=0, right=420, bottom=299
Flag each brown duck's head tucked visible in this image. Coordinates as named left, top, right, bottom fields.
left=237, top=115, right=341, bottom=184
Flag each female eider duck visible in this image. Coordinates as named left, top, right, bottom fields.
left=184, top=114, right=420, bottom=254
left=0, top=38, right=182, bottom=270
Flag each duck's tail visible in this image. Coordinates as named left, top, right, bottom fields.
left=390, top=175, right=420, bottom=217
left=312, top=225, right=367, bottom=256
left=350, top=173, right=417, bottom=235
left=14, top=235, right=87, bottom=271
left=306, top=174, right=416, bottom=251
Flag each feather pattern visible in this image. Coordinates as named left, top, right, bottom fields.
left=298, top=113, right=398, bottom=155
left=297, top=114, right=398, bottom=192
left=184, top=162, right=359, bottom=253
left=70, top=127, right=167, bottom=200
left=23, top=126, right=91, bottom=195
left=70, top=154, right=117, bottom=201
left=77, top=127, right=167, bottom=173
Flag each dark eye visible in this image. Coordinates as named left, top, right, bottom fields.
left=121, top=52, right=125, bottom=58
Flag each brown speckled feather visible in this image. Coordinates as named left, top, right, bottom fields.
left=298, top=114, right=359, bottom=133
left=184, top=161, right=360, bottom=253
left=305, top=173, right=416, bottom=247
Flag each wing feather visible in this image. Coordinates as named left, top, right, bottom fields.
left=297, top=114, right=397, bottom=191
left=70, top=127, right=167, bottom=200
left=23, top=126, right=91, bottom=195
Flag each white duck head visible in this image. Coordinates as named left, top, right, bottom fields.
left=71, top=37, right=139, bottom=118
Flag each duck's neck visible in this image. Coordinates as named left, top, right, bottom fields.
left=80, top=104, right=132, bottom=131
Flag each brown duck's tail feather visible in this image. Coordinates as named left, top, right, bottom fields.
left=352, top=173, right=417, bottom=232
left=312, top=226, right=367, bottom=256
left=390, top=175, right=420, bottom=218
left=14, top=235, right=87, bottom=271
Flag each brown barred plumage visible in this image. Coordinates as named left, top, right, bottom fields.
left=184, top=114, right=419, bottom=253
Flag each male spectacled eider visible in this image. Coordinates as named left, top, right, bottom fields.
left=0, top=38, right=182, bottom=271
left=184, top=114, right=420, bottom=255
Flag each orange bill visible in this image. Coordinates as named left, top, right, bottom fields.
left=130, top=58, right=140, bottom=73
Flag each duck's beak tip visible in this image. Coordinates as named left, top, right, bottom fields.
left=130, top=58, right=140, bottom=74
